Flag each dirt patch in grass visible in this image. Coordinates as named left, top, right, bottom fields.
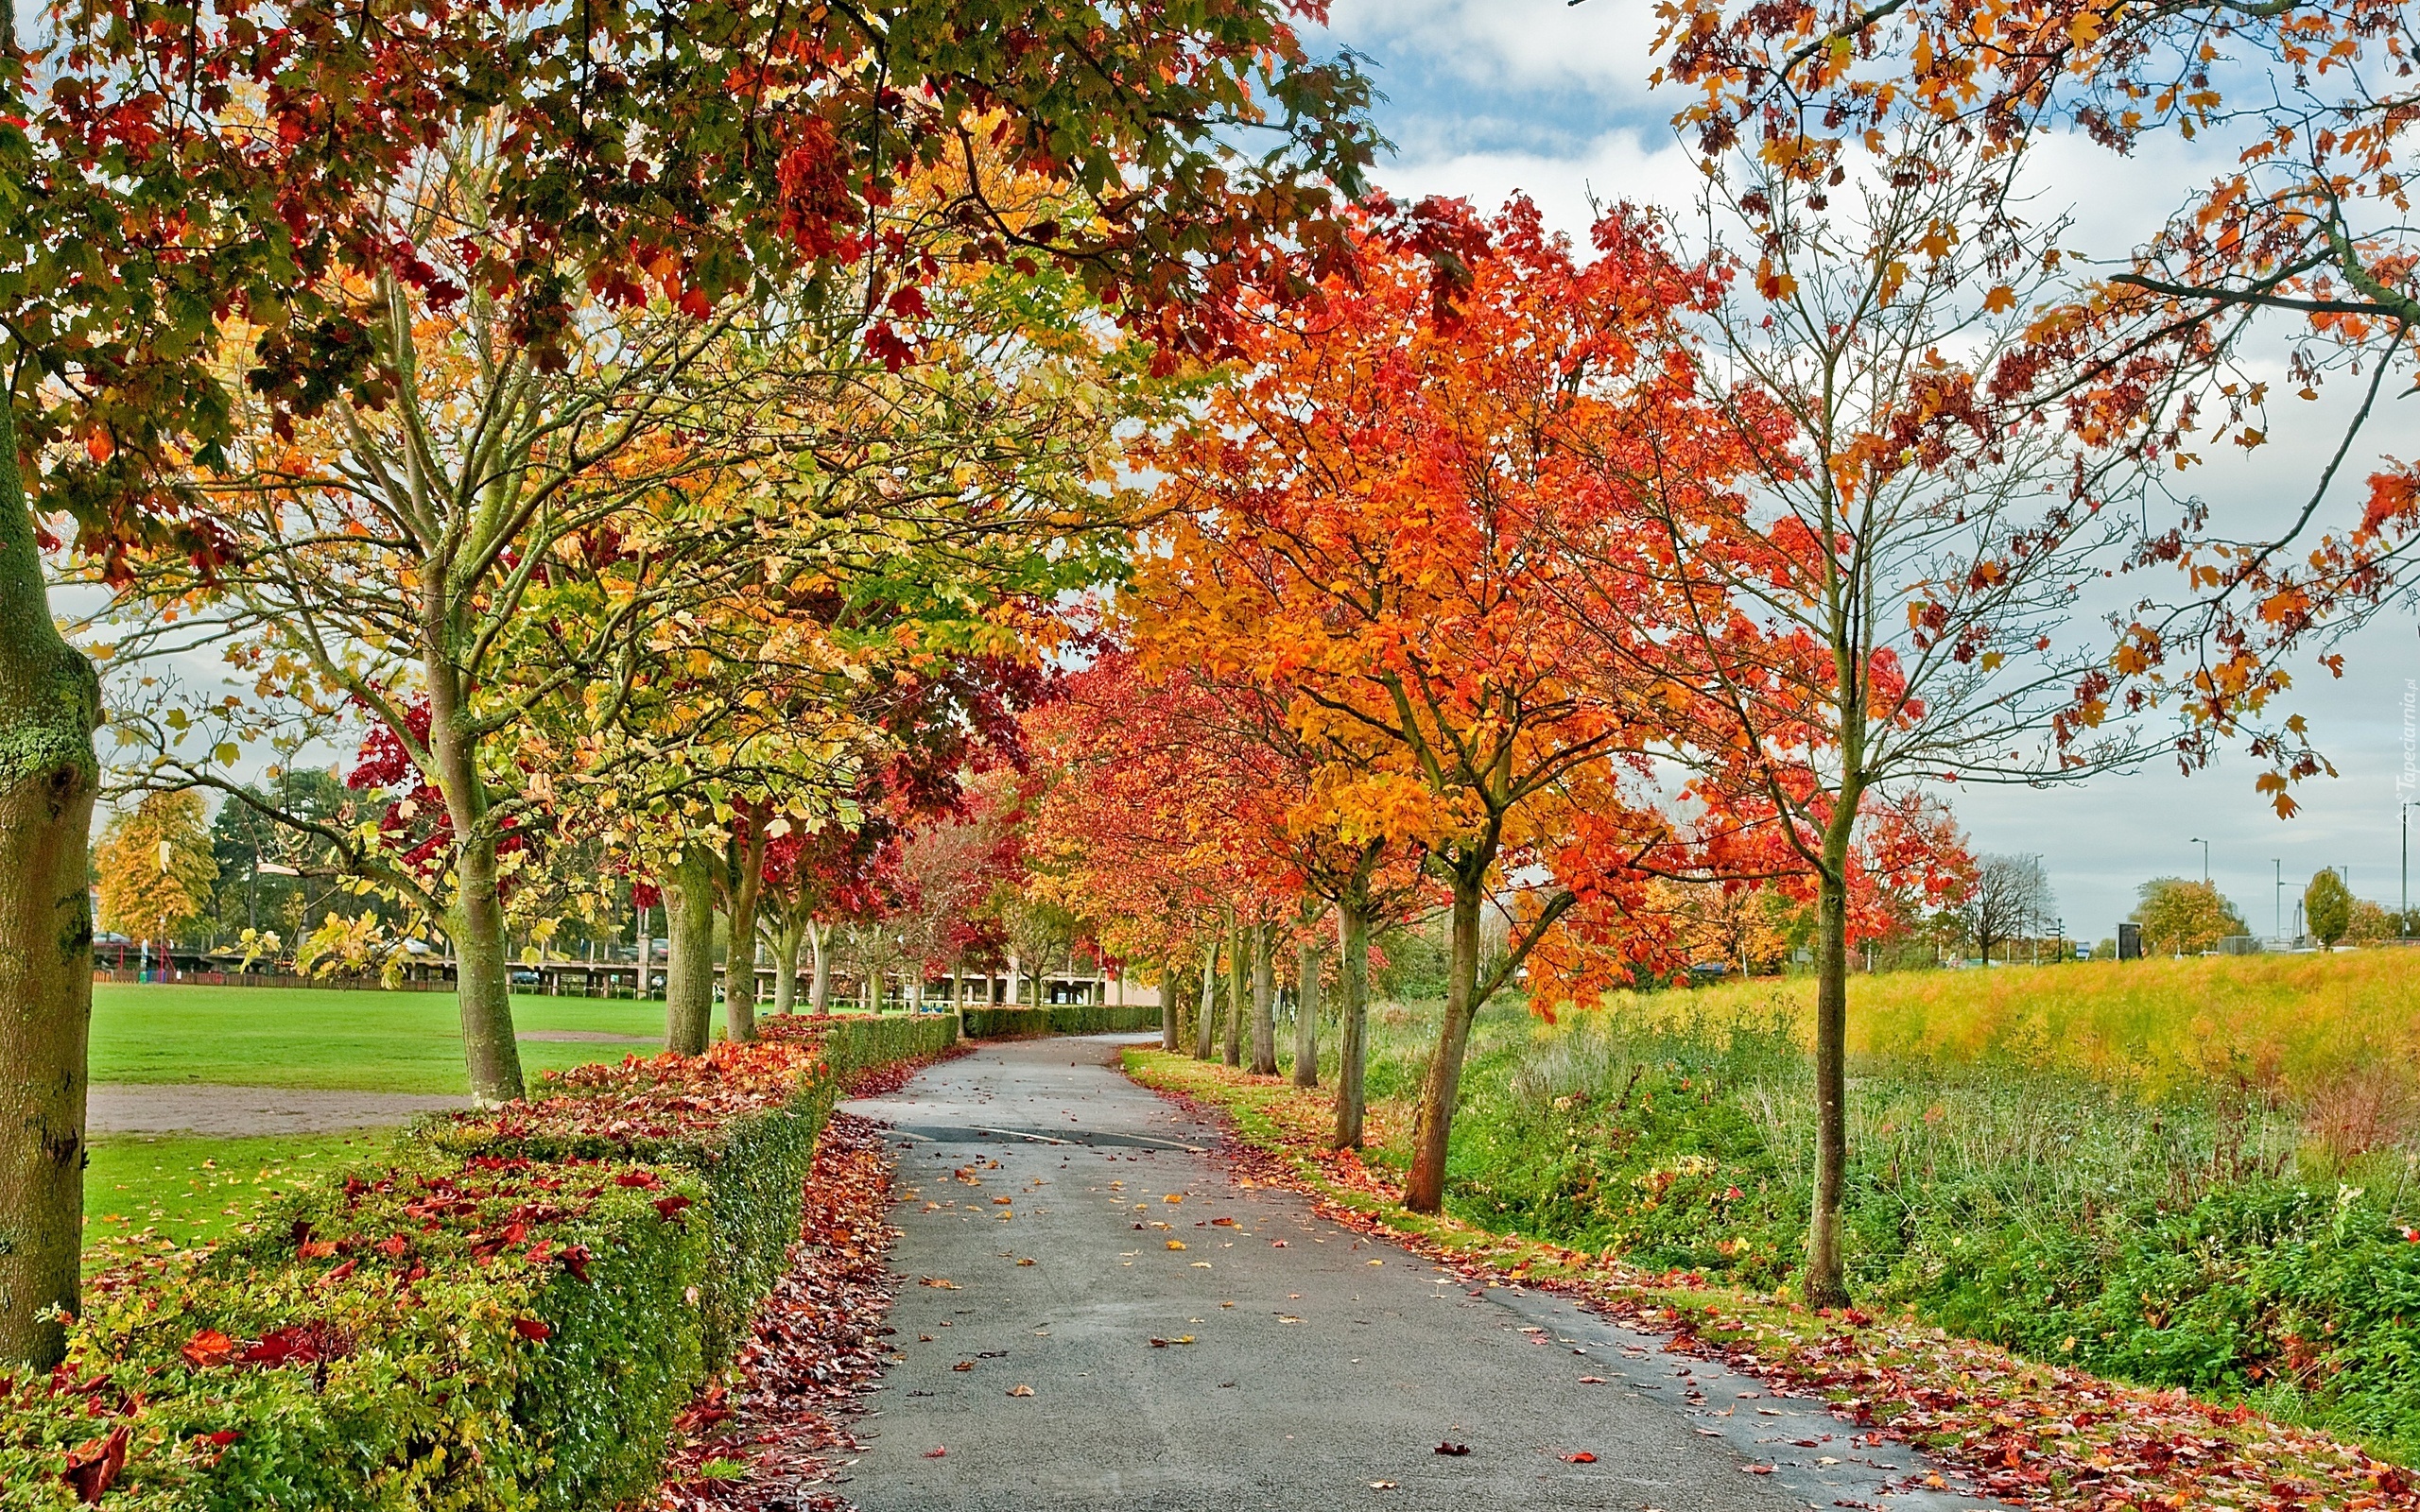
left=88, top=1084, right=469, bottom=1137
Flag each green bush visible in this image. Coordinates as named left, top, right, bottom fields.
left=960, top=1003, right=1160, bottom=1038
left=2, top=1151, right=708, bottom=1510
left=2, top=1017, right=954, bottom=1509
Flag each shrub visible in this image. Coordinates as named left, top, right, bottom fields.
left=960, top=1003, right=1160, bottom=1038
left=1, top=1014, right=955, bottom=1509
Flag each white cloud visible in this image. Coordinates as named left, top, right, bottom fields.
left=1329, top=0, right=1671, bottom=103
left=1371, top=126, right=1702, bottom=241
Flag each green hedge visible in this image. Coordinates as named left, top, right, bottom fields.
left=959, top=1002, right=1162, bottom=1038
left=2, top=1018, right=952, bottom=1510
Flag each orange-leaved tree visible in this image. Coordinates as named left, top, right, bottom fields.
left=1133, top=198, right=1743, bottom=1211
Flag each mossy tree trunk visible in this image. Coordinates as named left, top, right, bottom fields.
left=426, top=662, right=524, bottom=1105
left=664, top=844, right=717, bottom=1053
left=1250, top=921, right=1276, bottom=1075
left=0, top=398, right=102, bottom=1367
left=1331, top=895, right=1370, bottom=1149
left=771, top=910, right=804, bottom=1014
left=1193, top=935, right=1218, bottom=1059
left=1404, top=877, right=1483, bottom=1212
left=1222, top=915, right=1246, bottom=1069
left=1292, top=919, right=1322, bottom=1090
left=721, top=806, right=769, bottom=1044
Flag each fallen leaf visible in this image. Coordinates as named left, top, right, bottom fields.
left=1436, top=1441, right=1471, bottom=1455
left=1564, top=1452, right=1598, bottom=1463
left=511, top=1317, right=552, bottom=1342
left=1164, top=1194, right=1184, bottom=1203
left=1167, top=1239, right=1187, bottom=1250
left=1578, top=1375, right=1607, bottom=1383
left=1016, top=1257, right=1035, bottom=1266
left=1007, top=1384, right=1034, bottom=1397
left=924, top=1447, right=946, bottom=1458
left=60, top=1424, right=130, bottom=1503
left=952, top=1361, right=975, bottom=1371
left=180, top=1329, right=236, bottom=1368
left=1740, top=1464, right=1775, bottom=1474
left=1369, top=1481, right=1396, bottom=1490
left=919, top=1277, right=959, bottom=1289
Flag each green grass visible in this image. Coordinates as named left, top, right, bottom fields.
left=91, top=984, right=669, bottom=1092
left=82, top=1130, right=386, bottom=1264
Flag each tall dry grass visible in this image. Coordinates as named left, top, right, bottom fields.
left=1600, top=950, right=2420, bottom=1108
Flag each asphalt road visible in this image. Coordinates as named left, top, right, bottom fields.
left=838, top=1035, right=1998, bottom=1512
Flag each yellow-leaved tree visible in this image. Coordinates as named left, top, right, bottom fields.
left=95, top=791, right=217, bottom=944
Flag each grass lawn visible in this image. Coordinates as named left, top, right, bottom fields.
left=82, top=1130, right=387, bottom=1263
left=91, top=983, right=669, bottom=1093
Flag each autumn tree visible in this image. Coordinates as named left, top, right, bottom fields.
left=1651, top=0, right=2420, bottom=785
left=1135, top=202, right=1716, bottom=1211
left=2132, top=878, right=2248, bottom=957
left=3, top=0, right=1380, bottom=1366
left=2305, top=868, right=2353, bottom=949
left=93, top=792, right=217, bottom=949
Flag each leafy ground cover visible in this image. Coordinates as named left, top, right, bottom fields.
left=4, top=1015, right=957, bottom=1508
left=1127, top=1046, right=2420, bottom=1512
left=90, top=985, right=669, bottom=1092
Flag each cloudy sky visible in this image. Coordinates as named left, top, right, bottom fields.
left=1316, top=1, right=2420, bottom=942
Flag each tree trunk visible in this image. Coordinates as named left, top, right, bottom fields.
left=0, top=397, right=102, bottom=1367
left=722, top=811, right=769, bottom=1044
left=1223, top=916, right=1246, bottom=1068
left=1404, top=877, right=1484, bottom=1213
left=664, top=844, right=717, bottom=1054
left=808, top=919, right=831, bottom=1013
left=636, top=902, right=652, bottom=998
left=951, top=962, right=964, bottom=1016
left=1161, top=954, right=1182, bottom=1052
left=1194, top=938, right=1218, bottom=1059
left=1332, top=896, right=1370, bottom=1148
left=1292, top=928, right=1321, bottom=1090
left=772, top=910, right=803, bottom=1014
left=1804, top=810, right=1858, bottom=1309
left=424, top=679, right=524, bottom=1106
left=1250, top=921, right=1276, bottom=1075
left=1007, top=952, right=1021, bottom=1005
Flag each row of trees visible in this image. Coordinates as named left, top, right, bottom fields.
left=9, top=0, right=2418, bottom=1362
left=0, top=0, right=1392, bottom=1366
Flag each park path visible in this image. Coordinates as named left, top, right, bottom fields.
left=86, top=1084, right=472, bottom=1136
left=838, top=1035, right=1998, bottom=1512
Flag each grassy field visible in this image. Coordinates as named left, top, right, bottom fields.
left=84, top=1130, right=389, bottom=1260
left=1258, top=948, right=2420, bottom=1458
left=91, top=983, right=668, bottom=1092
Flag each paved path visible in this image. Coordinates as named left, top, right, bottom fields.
left=87, top=1085, right=470, bottom=1136
left=839, top=1035, right=1995, bottom=1512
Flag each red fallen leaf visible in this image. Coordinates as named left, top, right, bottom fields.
left=1564, top=1452, right=1598, bottom=1463
left=296, top=1240, right=337, bottom=1260
left=201, top=1430, right=241, bottom=1447
left=1435, top=1441, right=1471, bottom=1455
left=1270, top=1240, right=1288, bottom=1247
left=924, top=1446, right=947, bottom=1458
left=243, top=1326, right=325, bottom=1367
left=181, top=1329, right=236, bottom=1368
left=557, top=1245, right=592, bottom=1282
left=1577, top=1375, right=1608, bottom=1383
left=1740, top=1464, right=1775, bottom=1474
left=512, top=1318, right=552, bottom=1342
left=377, top=1234, right=409, bottom=1258
left=654, top=1194, right=694, bottom=1221
left=60, top=1423, right=129, bottom=1503
left=320, top=1258, right=358, bottom=1283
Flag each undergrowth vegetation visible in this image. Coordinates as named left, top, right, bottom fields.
left=1308, top=952, right=2420, bottom=1459
left=2, top=1014, right=954, bottom=1509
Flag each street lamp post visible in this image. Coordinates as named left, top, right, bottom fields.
left=2190, top=837, right=2210, bottom=885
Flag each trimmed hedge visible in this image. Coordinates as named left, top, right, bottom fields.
left=959, top=1002, right=1162, bottom=1038
left=1, top=1014, right=954, bottom=1510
